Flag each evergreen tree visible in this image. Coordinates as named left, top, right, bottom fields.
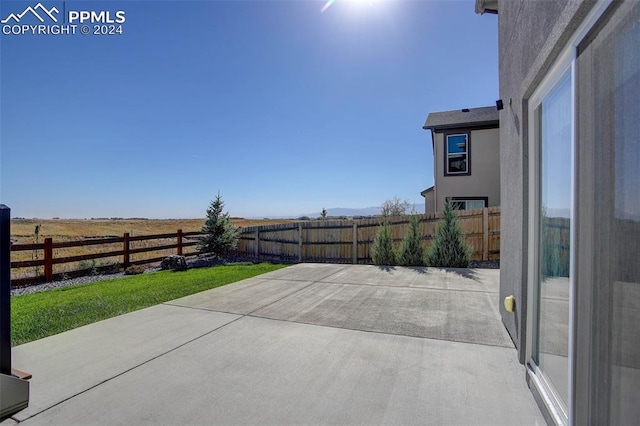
left=398, top=214, right=425, bottom=266
left=372, top=220, right=396, bottom=266
left=425, top=202, right=472, bottom=267
left=198, top=192, right=239, bottom=257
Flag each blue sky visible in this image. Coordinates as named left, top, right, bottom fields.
left=0, top=0, right=497, bottom=219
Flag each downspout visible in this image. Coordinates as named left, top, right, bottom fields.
left=431, top=129, right=437, bottom=213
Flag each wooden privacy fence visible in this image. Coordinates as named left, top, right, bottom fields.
left=10, top=230, right=206, bottom=287
left=235, top=207, right=501, bottom=264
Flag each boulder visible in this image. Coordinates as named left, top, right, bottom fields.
left=160, top=255, right=188, bottom=271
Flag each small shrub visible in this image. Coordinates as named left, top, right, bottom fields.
left=398, top=215, right=425, bottom=266
left=425, top=202, right=472, bottom=268
left=78, top=259, right=99, bottom=275
left=125, top=265, right=146, bottom=275
left=97, top=260, right=122, bottom=274
left=372, top=220, right=396, bottom=266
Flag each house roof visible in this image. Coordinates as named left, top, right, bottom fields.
left=422, top=106, right=499, bottom=131
left=420, top=186, right=434, bottom=197
left=475, top=0, right=498, bottom=15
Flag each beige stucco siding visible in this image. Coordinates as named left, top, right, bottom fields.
left=433, top=127, right=500, bottom=212
left=424, top=189, right=435, bottom=214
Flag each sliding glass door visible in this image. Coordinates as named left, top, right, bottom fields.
left=574, top=2, right=640, bottom=423
left=530, top=67, right=573, bottom=418
left=527, top=2, right=640, bottom=424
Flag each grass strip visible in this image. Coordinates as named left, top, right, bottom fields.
left=11, top=263, right=287, bottom=346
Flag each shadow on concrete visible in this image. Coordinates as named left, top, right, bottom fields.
left=375, top=265, right=482, bottom=280
left=405, top=266, right=428, bottom=275
left=442, top=267, right=482, bottom=283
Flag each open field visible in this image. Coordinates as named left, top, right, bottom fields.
left=11, top=218, right=295, bottom=244
left=10, top=218, right=295, bottom=282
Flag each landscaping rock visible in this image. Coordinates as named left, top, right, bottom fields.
left=124, top=265, right=146, bottom=275
left=160, top=255, right=188, bottom=271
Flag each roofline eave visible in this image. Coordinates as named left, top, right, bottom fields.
left=424, top=120, right=499, bottom=132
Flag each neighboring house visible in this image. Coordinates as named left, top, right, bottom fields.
left=477, top=0, right=640, bottom=424
left=421, top=106, right=499, bottom=214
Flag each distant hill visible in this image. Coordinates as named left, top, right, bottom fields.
left=302, top=204, right=425, bottom=219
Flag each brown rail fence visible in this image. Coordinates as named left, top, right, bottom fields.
left=10, top=230, right=206, bottom=287
left=10, top=207, right=500, bottom=287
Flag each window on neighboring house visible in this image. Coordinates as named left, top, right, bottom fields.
left=445, top=133, right=470, bottom=175
left=447, top=197, right=487, bottom=210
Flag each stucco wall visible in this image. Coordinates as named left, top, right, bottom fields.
left=424, top=190, right=435, bottom=214
left=433, top=127, right=500, bottom=212
left=497, top=0, right=593, bottom=363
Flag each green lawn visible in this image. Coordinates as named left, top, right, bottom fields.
left=11, top=263, right=287, bottom=346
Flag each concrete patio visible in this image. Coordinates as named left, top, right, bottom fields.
left=4, top=264, right=545, bottom=425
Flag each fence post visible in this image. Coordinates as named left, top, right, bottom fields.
left=0, top=205, right=11, bottom=375
left=177, top=229, right=183, bottom=256
left=44, top=237, right=53, bottom=282
left=254, top=230, right=259, bottom=258
left=482, top=208, right=489, bottom=261
left=298, top=223, right=303, bottom=263
left=123, top=233, right=130, bottom=268
left=352, top=224, right=357, bottom=264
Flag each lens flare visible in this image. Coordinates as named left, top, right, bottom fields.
left=321, top=0, right=336, bottom=13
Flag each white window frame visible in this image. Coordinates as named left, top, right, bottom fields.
left=445, top=133, right=469, bottom=175
left=528, top=57, right=574, bottom=425
left=526, top=2, right=612, bottom=425
left=447, top=198, right=487, bottom=211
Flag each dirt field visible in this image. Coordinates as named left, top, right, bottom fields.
left=11, top=218, right=294, bottom=244
left=9, top=218, right=295, bottom=282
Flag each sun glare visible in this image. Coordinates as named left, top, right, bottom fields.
left=322, top=0, right=380, bottom=13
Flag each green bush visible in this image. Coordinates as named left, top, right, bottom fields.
left=198, top=192, right=240, bottom=257
left=425, top=202, right=472, bottom=268
left=372, top=220, right=396, bottom=266
left=398, top=215, right=425, bottom=266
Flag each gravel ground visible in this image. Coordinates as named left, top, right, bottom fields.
left=11, top=257, right=500, bottom=296
left=11, top=272, right=129, bottom=296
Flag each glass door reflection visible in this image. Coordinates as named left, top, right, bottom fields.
left=535, top=69, right=572, bottom=409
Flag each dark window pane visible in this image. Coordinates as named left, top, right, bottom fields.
left=448, top=155, right=467, bottom=173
